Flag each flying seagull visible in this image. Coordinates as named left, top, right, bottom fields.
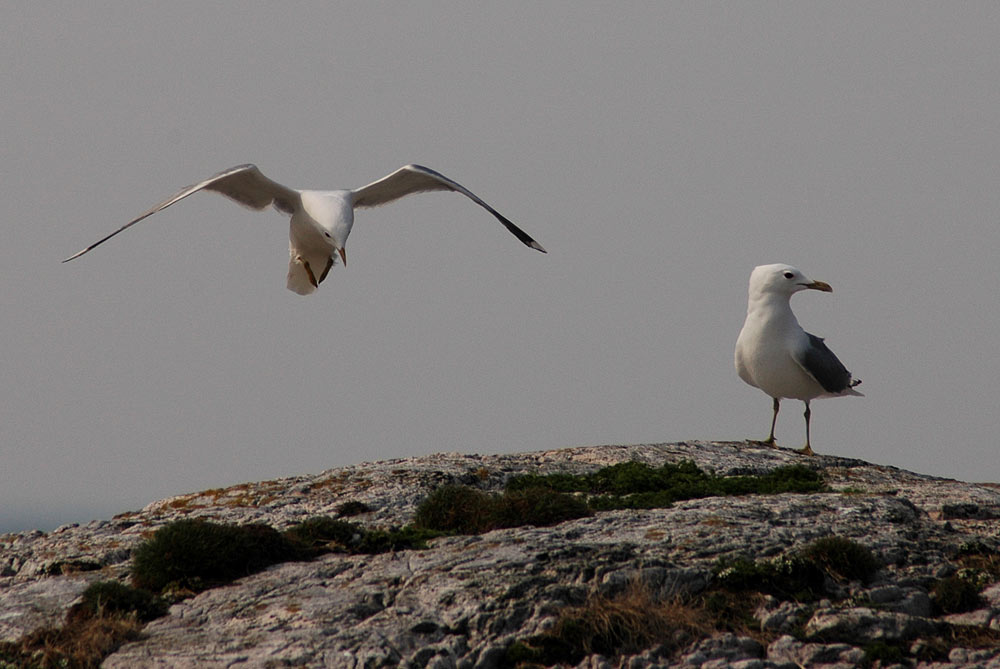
left=734, top=263, right=862, bottom=455
left=63, top=164, right=547, bottom=295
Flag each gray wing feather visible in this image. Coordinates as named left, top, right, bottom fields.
left=63, top=164, right=300, bottom=262
left=351, top=164, right=546, bottom=253
left=797, top=332, right=855, bottom=394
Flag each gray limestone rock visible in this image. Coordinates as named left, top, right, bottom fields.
left=1, top=441, right=999, bottom=668
left=804, top=606, right=940, bottom=642
left=766, top=634, right=866, bottom=667
left=755, top=597, right=811, bottom=633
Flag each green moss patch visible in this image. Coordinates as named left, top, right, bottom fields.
left=507, top=461, right=823, bottom=510
left=415, top=461, right=823, bottom=535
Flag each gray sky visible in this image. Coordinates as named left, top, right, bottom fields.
left=3, top=3, right=998, bottom=533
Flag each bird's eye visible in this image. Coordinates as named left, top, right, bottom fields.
left=783, top=271, right=795, bottom=279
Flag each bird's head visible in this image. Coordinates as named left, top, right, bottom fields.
left=749, top=264, right=832, bottom=298
left=320, top=220, right=351, bottom=267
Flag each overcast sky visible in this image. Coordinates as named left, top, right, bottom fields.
left=3, top=2, right=998, bottom=534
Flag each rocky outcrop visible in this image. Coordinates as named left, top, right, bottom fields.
left=2, top=441, right=1000, bottom=667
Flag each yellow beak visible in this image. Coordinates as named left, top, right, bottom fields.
left=807, top=280, right=832, bottom=292
left=338, top=248, right=347, bottom=267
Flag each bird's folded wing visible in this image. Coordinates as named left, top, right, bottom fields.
left=795, top=333, right=854, bottom=394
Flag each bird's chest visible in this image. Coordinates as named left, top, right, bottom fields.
left=738, top=321, right=816, bottom=398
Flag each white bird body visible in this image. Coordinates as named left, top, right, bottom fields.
left=287, top=190, right=353, bottom=295
left=735, top=263, right=862, bottom=454
left=64, top=163, right=546, bottom=295
left=737, top=292, right=832, bottom=401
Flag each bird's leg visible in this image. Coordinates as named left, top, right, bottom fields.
left=762, top=397, right=780, bottom=446
left=798, top=401, right=815, bottom=456
left=318, top=256, right=335, bottom=284
left=300, top=258, right=319, bottom=288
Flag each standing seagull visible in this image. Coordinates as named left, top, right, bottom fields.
left=63, top=164, right=546, bottom=295
left=735, top=263, right=862, bottom=455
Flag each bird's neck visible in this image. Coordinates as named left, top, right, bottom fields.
left=745, top=293, right=800, bottom=329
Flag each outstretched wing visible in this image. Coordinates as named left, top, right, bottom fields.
left=795, top=332, right=861, bottom=395
left=63, top=164, right=300, bottom=262
left=351, top=164, right=546, bottom=253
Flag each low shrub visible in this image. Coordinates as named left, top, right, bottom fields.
left=335, top=500, right=371, bottom=517
left=714, top=536, right=879, bottom=601
left=698, top=589, right=766, bottom=635
left=714, top=554, right=826, bottom=601
left=412, top=484, right=590, bottom=534
left=932, top=574, right=983, bottom=614
left=799, top=536, right=881, bottom=583
left=953, top=541, right=1000, bottom=582
left=131, top=519, right=301, bottom=593
left=492, top=486, right=592, bottom=530
left=353, top=526, right=441, bottom=553
left=283, top=516, right=441, bottom=554
left=68, top=581, right=168, bottom=623
left=863, top=641, right=906, bottom=667
left=283, top=517, right=361, bottom=552
left=132, top=515, right=441, bottom=597
left=43, top=559, right=102, bottom=576
left=412, top=485, right=497, bottom=534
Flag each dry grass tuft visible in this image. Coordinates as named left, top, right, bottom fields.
left=559, top=584, right=709, bottom=655
left=508, top=581, right=711, bottom=665
left=956, top=551, right=1000, bottom=581
left=0, top=612, right=144, bottom=669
